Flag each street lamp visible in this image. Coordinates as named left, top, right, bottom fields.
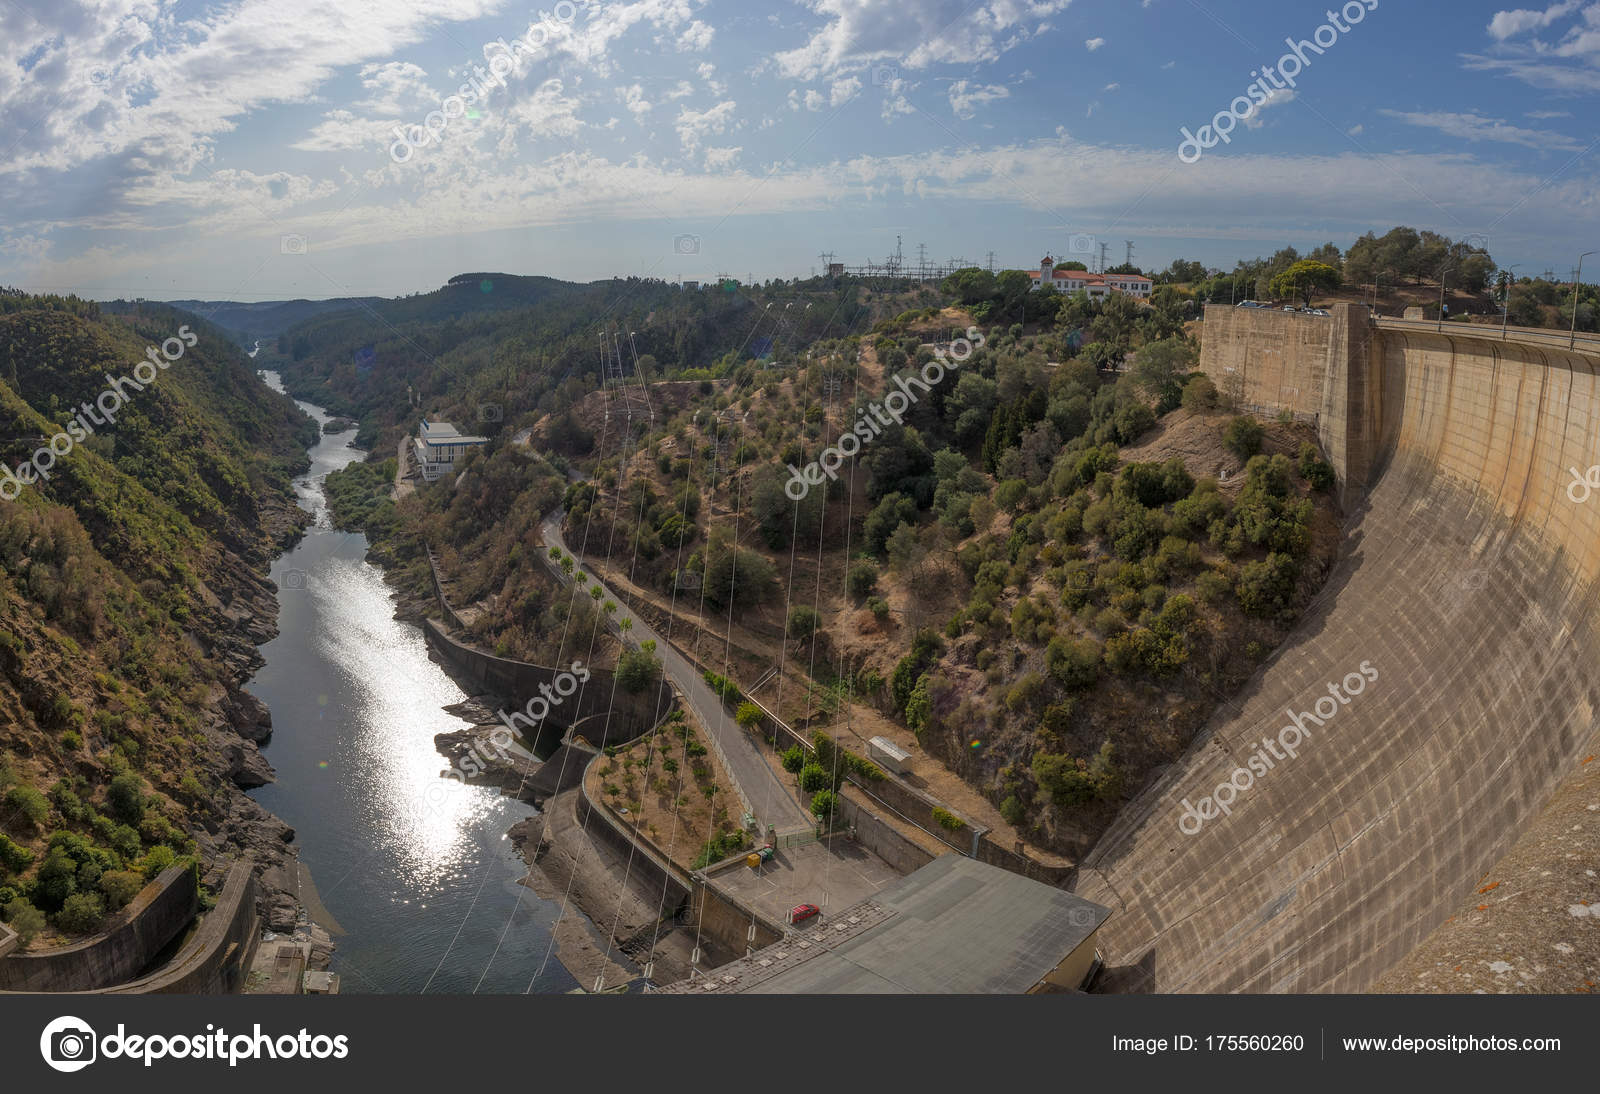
left=1436, top=264, right=1455, bottom=333
left=1500, top=265, right=1521, bottom=341
left=1570, top=251, right=1596, bottom=349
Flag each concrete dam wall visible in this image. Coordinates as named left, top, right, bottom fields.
left=1073, top=304, right=1600, bottom=992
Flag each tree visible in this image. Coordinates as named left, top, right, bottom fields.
left=1130, top=336, right=1198, bottom=411
left=781, top=746, right=806, bottom=773
left=798, top=763, right=830, bottom=793
left=615, top=644, right=662, bottom=693
left=809, top=789, right=839, bottom=821
left=1, top=897, right=45, bottom=945
left=735, top=701, right=763, bottom=729
left=56, top=892, right=105, bottom=935
left=1222, top=416, right=1265, bottom=460
left=846, top=558, right=878, bottom=600
left=1268, top=260, right=1341, bottom=306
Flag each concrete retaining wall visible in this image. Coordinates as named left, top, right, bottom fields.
left=0, top=865, right=197, bottom=993
left=836, top=793, right=937, bottom=874
left=99, top=863, right=259, bottom=995
left=1081, top=312, right=1600, bottom=992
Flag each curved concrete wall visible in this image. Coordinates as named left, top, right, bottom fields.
left=0, top=865, right=197, bottom=992
left=1074, top=308, right=1600, bottom=992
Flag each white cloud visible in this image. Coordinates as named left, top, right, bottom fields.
left=293, top=109, right=388, bottom=152
left=949, top=79, right=1009, bottom=119
left=675, top=99, right=737, bottom=150
left=1241, top=88, right=1295, bottom=129
left=804, top=88, right=825, bottom=110
left=1346, top=123, right=1364, bottom=136
left=830, top=76, right=862, bottom=106
left=773, top=0, right=1072, bottom=79
left=1085, top=37, right=1106, bottom=51
left=678, top=19, right=715, bottom=51
left=1378, top=108, right=1583, bottom=150
left=619, top=84, right=653, bottom=117
left=1103, top=81, right=1120, bottom=91
left=704, top=145, right=741, bottom=169
left=697, top=61, right=727, bottom=95
left=1486, top=1, right=1580, bottom=39
left=1526, top=108, right=1573, bottom=117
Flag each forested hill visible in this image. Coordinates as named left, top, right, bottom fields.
left=0, top=289, right=316, bottom=950
left=267, top=273, right=882, bottom=451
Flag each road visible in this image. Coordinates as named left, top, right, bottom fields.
left=539, top=509, right=813, bottom=835
left=1375, top=315, right=1600, bottom=354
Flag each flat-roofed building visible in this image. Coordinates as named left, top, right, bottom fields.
left=656, top=854, right=1111, bottom=994
left=414, top=418, right=488, bottom=482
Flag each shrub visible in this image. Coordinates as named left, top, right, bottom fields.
left=1236, top=551, right=1299, bottom=616
left=1298, top=441, right=1336, bottom=491
left=1046, top=635, right=1103, bottom=690
left=138, top=845, right=176, bottom=880
left=1032, top=742, right=1120, bottom=807
left=56, top=892, right=106, bottom=935
left=0, top=833, right=32, bottom=874
left=866, top=596, right=890, bottom=622
left=1222, top=416, right=1265, bottom=460
left=107, top=773, right=145, bottom=825
left=787, top=605, right=822, bottom=640
left=34, top=849, right=78, bottom=911
left=780, top=746, right=806, bottom=773
left=4, top=785, right=48, bottom=831
left=846, top=559, right=879, bottom=600
left=1, top=897, right=45, bottom=945
left=809, top=789, right=839, bottom=821
left=999, top=795, right=1026, bottom=826
left=931, top=806, right=964, bottom=831
left=798, top=763, right=830, bottom=793
left=735, top=702, right=763, bottom=729
left=99, top=869, right=146, bottom=911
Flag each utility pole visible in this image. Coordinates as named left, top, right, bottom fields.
left=1500, top=265, right=1520, bottom=341
left=1124, top=240, right=1135, bottom=269
left=986, top=251, right=996, bottom=273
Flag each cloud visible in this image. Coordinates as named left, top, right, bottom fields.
left=677, top=19, right=715, bottom=51
left=830, top=76, right=862, bottom=106
left=1346, top=123, right=1364, bottom=136
left=1241, top=88, right=1295, bottom=128
left=1486, top=1, right=1580, bottom=39
left=619, top=84, right=653, bottom=117
left=1378, top=108, right=1583, bottom=150
left=1526, top=108, right=1573, bottom=118
left=704, top=145, right=741, bottom=169
left=773, top=0, right=1072, bottom=79
left=293, top=109, right=389, bottom=152
left=1085, top=37, right=1106, bottom=51
left=948, top=79, right=1009, bottom=119
left=675, top=99, right=737, bottom=150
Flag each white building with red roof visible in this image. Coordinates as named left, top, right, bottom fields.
left=1028, top=257, right=1151, bottom=299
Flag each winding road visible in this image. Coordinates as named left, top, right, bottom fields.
left=539, top=509, right=813, bottom=836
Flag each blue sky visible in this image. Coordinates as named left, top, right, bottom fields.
left=2, top=0, right=1598, bottom=300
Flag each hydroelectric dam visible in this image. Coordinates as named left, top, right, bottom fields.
left=1075, top=303, right=1600, bottom=993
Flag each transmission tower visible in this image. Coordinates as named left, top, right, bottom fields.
left=986, top=251, right=996, bottom=273
left=1124, top=240, right=1135, bottom=269
left=1097, top=242, right=1110, bottom=274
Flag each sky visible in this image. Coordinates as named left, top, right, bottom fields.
left=1, top=0, right=1598, bottom=301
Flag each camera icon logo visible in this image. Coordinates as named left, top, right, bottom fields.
left=673, top=234, right=700, bottom=255
left=1067, top=232, right=1096, bottom=255
left=280, top=234, right=308, bottom=255
left=41, top=1016, right=98, bottom=1073
left=676, top=569, right=702, bottom=591
left=1462, top=233, right=1489, bottom=253
left=871, top=63, right=899, bottom=87
left=89, top=67, right=109, bottom=85
left=478, top=403, right=503, bottom=422
left=281, top=568, right=307, bottom=590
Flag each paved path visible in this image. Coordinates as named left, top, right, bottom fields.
left=1375, top=315, right=1600, bottom=354
left=540, top=509, right=812, bottom=835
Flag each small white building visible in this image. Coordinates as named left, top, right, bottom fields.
left=414, top=418, right=488, bottom=482
left=1029, top=257, right=1151, bottom=299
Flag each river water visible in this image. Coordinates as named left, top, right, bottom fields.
left=245, top=372, right=577, bottom=994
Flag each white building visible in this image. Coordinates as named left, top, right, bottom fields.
left=414, top=418, right=488, bottom=482
left=1029, top=257, right=1152, bottom=299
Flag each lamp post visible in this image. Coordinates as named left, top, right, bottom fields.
left=1500, top=265, right=1521, bottom=341
left=1570, top=251, right=1596, bottom=349
left=1436, top=264, right=1454, bottom=333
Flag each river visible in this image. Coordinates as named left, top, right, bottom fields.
left=245, top=372, right=577, bottom=994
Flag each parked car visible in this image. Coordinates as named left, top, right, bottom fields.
left=1308, top=308, right=1330, bottom=316
left=790, top=903, right=820, bottom=924
left=1282, top=305, right=1297, bottom=312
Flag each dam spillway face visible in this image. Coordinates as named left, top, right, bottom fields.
left=1073, top=304, right=1600, bottom=993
